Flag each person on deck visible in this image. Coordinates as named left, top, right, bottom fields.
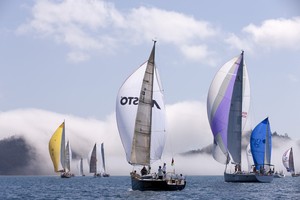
left=141, top=166, right=147, bottom=176
left=162, top=163, right=166, bottom=176
left=158, top=166, right=163, bottom=179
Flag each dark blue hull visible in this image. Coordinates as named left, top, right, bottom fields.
left=131, top=175, right=186, bottom=191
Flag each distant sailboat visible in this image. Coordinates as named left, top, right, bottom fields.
left=78, top=158, right=85, bottom=176
left=116, top=41, right=186, bottom=191
left=207, top=51, right=273, bottom=182
left=282, top=147, right=300, bottom=177
left=101, top=143, right=110, bottom=177
left=49, top=121, right=73, bottom=178
left=89, top=143, right=102, bottom=177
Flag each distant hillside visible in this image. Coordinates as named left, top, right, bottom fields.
left=181, top=131, right=292, bottom=156
left=0, top=136, right=37, bottom=175
left=0, top=135, right=80, bottom=175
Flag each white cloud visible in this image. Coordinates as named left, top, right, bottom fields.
left=0, top=100, right=213, bottom=175
left=126, top=7, right=216, bottom=44
left=0, top=101, right=299, bottom=175
left=165, top=101, right=212, bottom=154
left=17, top=1, right=218, bottom=64
left=67, top=51, right=90, bottom=63
left=17, top=0, right=122, bottom=59
left=226, top=17, right=300, bottom=52
left=225, top=33, right=254, bottom=53
left=179, top=44, right=216, bottom=65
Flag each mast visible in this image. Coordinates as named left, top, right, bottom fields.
left=131, top=41, right=156, bottom=166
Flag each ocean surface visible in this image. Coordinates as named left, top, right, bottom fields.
left=0, top=175, right=299, bottom=199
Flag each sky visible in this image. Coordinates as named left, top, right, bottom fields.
left=0, top=0, right=300, bottom=175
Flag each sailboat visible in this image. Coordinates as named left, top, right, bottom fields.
left=78, top=158, right=85, bottom=176
left=282, top=147, right=300, bottom=177
left=101, top=143, right=110, bottom=177
left=89, top=143, right=102, bottom=177
left=116, top=41, right=186, bottom=191
left=249, top=117, right=274, bottom=182
left=207, top=51, right=273, bottom=182
left=49, top=121, right=73, bottom=178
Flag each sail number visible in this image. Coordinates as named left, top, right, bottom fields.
left=120, top=97, right=161, bottom=109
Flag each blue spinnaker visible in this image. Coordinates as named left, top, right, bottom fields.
left=250, top=118, right=272, bottom=170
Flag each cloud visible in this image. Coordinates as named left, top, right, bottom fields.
left=17, top=0, right=123, bottom=60
left=17, top=0, right=217, bottom=64
left=0, top=101, right=299, bottom=175
left=126, top=7, right=216, bottom=44
left=0, top=100, right=212, bottom=175
left=165, top=101, right=212, bottom=154
left=226, top=17, right=300, bottom=52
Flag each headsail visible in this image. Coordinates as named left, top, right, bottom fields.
left=49, top=122, right=65, bottom=172
left=116, top=42, right=166, bottom=166
left=207, top=51, right=250, bottom=164
left=250, top=117, right=272, bottom=170
left=282, top=147, right=295, bottom=173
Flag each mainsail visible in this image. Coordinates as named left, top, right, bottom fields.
left=116, top=42, right=166, bottom=166
left=89, top=143, right=98, bottom=173
left=282, top=147, right=295, bottom=173
left=207, top=51, right=250, bottom=164
left=89, top=143, right=104, bottom=174
left=250, top=118, right=272, bottom=170
left=101, top=143, right=106, bottom=173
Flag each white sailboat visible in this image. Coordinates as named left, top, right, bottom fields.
left=116, top=41, right=186, bottom=191
left=101, top=143, right=110, bottom=177
left=89, top=143, right=102, bottom=177
left=49, top=121, right=73, bottom=178
left=282, top=147, right=300, bottom=177
left=78, top=158, right=85, bottom=176
left=207, top=51, right=273, bottom=182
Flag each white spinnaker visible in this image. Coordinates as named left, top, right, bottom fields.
left=116, top=62, right=165, bottom=165
left=282, top=148, right=294, bottom=173
left=207, top=53, right=250, bottom=164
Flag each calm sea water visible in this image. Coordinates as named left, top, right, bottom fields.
left=0, top=176, right=299, bottom=199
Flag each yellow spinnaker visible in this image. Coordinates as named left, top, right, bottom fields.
left=49, top=122, right=64, bottom=172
